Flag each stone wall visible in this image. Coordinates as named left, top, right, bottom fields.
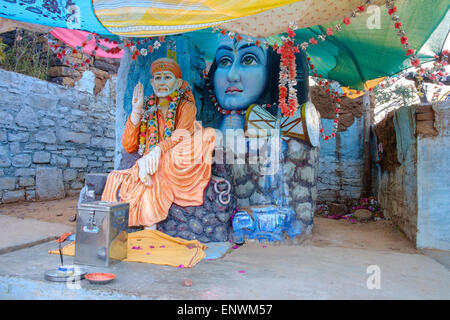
left=1, top=29, right=120, bottom=95
left=416, top=102, right=450, bottom=250
left=48, top=54, right=120, bottom=95
left=375, top=101, right=450, bottom=249
left=318, top=118, right=364, bottom=202
left=375, top=106, right=418, bottom=243
left=0, top=68, right=116, bottom=203
left=311, top=87, right=366, bottom=202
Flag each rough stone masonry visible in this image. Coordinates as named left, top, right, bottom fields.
left=0, top=69, right=116, bottom=203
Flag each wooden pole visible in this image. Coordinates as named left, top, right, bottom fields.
left=361, top=91, right=373, bottom=198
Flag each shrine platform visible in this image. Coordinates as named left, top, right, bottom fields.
left=0, top=215, right=449, bottom=300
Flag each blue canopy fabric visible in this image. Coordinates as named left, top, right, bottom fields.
left=0, top=0, right=112, bottom=36
left=1, top=0, right=448, bottom=90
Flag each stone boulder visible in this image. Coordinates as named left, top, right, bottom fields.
left=35, top=167, right=65, bottom=200
left=354, top=209, right=373, bottom=221
left=157, top=162, right=236, bottom=242
left=81, top=156, right=236, bottom=243
left=328, top=202, right=348, bottom=216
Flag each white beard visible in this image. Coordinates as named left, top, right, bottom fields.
left=153, top=85, right=178, bottom=98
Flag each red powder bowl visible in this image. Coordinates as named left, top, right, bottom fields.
left=85, top=273, right=116, bottom=284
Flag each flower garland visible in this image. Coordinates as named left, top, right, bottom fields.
left=429, top=50, right=449, bottom=101
left=385, top=0, right=448, bottom=101
left=138, top=90, right=181, bottom=155
left=385, top=0, right=420, bottom=68
left=309, top=60, right=343, bottom=140
left=211, top=2, right=372, bottom=125
left=277, top=26, right=300, bottom=117
left=47, top=33, right=165, bottom=70
left=385, top=0, right=424, bottom=98
left=129, top=36, right=164, bottom=60
left=212, top=27, right=270, bottom=49
left=205, top=77, right=271, bottom=115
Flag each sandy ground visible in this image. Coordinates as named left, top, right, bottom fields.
left=0, top=197, right=418, bottom=254
left=0, top=197, right=79, bottom=228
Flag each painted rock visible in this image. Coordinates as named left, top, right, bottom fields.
left=189, top=218, right=204, bottom=234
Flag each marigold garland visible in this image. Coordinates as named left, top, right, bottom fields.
left=205, top=77, right=270, bottom=115
left=138, top=90, right=181, bottom=155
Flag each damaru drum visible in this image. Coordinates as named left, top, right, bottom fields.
left=244, top=101, right=320, bottom=147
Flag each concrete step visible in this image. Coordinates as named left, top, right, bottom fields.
left=0, top=215, right=74, bottom=255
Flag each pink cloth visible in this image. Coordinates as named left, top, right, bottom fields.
left=50, top=28, right=123, bottom=59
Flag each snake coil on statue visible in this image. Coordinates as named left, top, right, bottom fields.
left=211, top=176, right=231, bottom=205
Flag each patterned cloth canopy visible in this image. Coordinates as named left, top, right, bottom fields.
left=0, top=0, right=448, bottom=90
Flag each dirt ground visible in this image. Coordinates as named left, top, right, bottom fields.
left=0, top=197, right=418, bottom=254
left=0, top=196, right=79, bottom=228
left=305, top=215, right=418, bottom=254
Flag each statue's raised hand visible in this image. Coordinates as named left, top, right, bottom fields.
left=131, top=82, right=144, bottom=125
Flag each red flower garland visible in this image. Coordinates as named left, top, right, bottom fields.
left=278, top=28, right=299, bottom=117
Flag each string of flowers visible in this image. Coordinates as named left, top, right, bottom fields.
left=385, top=0, right=420, bottom=67
left=211, top=27, right=270, bottom=49
left=384, top=0, right=448, bottom=102
left=205, top=76, right=271, bottom=115
left=138, top=90, right=181, bottom=155
left=375, top=53, right=448, bottom=103
left=298, top=1, right=371, bottom=52
left=211, top=1, right=372, bottom=134
left=211, top=1, right=373, bottom=51
left=421, top=50, right=449, bottom=102
left=47, top=33, right=165, bottom=69
left=309, top=60, right=343, bottom=141
left=429, top=50, right=449, bottom=101
left=277, top=25, right=300, bottom=117
left=47, top=36, right=94, bottom=69
left=127, top=36, right=165, bottom=61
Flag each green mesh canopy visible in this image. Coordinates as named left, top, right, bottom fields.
left=190, top=0, right=449, bottom=90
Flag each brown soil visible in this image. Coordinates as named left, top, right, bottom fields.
left=374, top=110, right=399, bottom=173
left=0, top=198, right=418, bottom=254
left=0, top=197, right=78, bottom=228
left=306, top=215, right=418, bottom=254
left=310, top=86, right=364, bottom=131
left=415, top=104, right=438, bottom=137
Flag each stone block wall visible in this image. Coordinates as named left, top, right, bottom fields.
left=375, top=101, right=450, bottom=249
left=310, top=86, right=366, bottom=202
left=375, top=106, right=418, bottom=243
left=317, top=118, right=364, bottom=201
left=0, top=68, right=116, bottom=203
left=48, top=54, right=120, bottom=95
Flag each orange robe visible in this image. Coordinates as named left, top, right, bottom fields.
left=101, top=90, right=216, bottom=227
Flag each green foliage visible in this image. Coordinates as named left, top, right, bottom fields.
left=0, top=31, right=50, bottom=80
left=374, top=79, right=416, bottom=107
left=0, top=38, right=7, bottom=64
left=373, top=77, right=418, bottom=120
